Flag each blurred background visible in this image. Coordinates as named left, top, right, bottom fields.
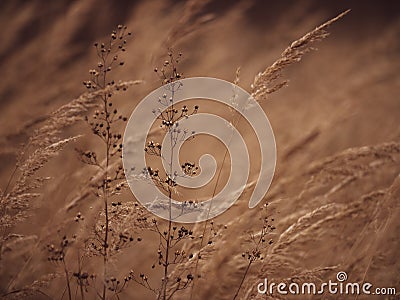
left=0, top=0, right=399, bottom=299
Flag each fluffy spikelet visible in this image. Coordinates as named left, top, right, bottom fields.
left=1, top=137, right=79, bottom=233
left=1, top=80, right=141, bottom=256
left=251, top=10, right=350, bottom=101
left=31, top=80, right=142, bottom=147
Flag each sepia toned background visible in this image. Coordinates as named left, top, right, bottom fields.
left=0, top=0, right=399, bottom=299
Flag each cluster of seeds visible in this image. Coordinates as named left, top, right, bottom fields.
left=145, top=140, right=162, bottom=156
left=181, top=161, right=199, bottom=176
left=154, top=51, right=183, bottom=84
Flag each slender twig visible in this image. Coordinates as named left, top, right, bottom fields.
left=62, top=258, right=72, bottom=300
left=232, top=260, right=252, bottom=300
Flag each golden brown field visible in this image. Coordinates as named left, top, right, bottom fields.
left=0, top=1, right=399, bottom=299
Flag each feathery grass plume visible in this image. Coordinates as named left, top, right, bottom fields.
left=242, top=141, right=400, bottom=299
left=0, top=94, right=92, bottom=291
left=272, top=203, right=340, bottom=253
left=1, top=136, right=80, bottom=225
left=307, top=142, right=399, bottom=185
left=31, top=80, right=141, bottom=148
left=0, top=135, right=80, bottom=261
left=2, top=273, right=57, bottom=299
left=251, top=10, right=350, bottom=101
left=164, top=0, right=214, bottom=48
left=4, top=80, right=140, bottom=213
left=0, top=79, right=140, bottom=228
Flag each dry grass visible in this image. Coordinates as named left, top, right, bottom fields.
left=251, top=9, right=350, bottom=101
left=1, top=2, right=399, bottom=300
left=2, top=8, right=351, bottom=300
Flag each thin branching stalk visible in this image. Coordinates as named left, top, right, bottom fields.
left=148, top=51, right=196, bottom=300
left=232, top=261, right=252, bottom=300
left=62, top=257, right=72, bottom=300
